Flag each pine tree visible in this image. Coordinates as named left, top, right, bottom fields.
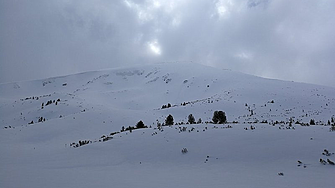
left=136, top=120, right=146, bottom=129
left=188, top=114, right=196, bottom=124
left=165, top=114, right=174, bottom=126
left=212, top=111, right=227, bottom=124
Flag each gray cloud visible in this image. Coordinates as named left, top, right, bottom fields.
left=1, top=0, right=334, bottom=87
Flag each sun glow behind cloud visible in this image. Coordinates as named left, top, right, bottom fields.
left=148, top=40, right=161, bottom=55
left=123, top=0, right=184, bottom=56
left=214, top=0, right=234, bottom=19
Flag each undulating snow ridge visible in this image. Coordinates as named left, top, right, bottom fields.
left=0, top=62, right=334, bottom=188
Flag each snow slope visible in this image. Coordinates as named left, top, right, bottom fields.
left=1, top=62, right=334, bottom=188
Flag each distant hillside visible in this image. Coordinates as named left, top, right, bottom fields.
left=1, top=62, right=334, bottom=130
left=1, top=62, right=334, bottom=188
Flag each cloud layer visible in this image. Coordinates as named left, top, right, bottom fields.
left=1, top=0, right=334, bottom=87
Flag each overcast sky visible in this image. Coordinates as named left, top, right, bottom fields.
left=1, top=0, right=334, bottom=87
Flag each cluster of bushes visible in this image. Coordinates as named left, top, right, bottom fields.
left=297, top=119, right=319, bottom=126
left=322, top=149, right=334, bottom=156
left=320, top=149, right=335, bottom=165
left=120, top=120, right=148, bottom=133
left=180, top=100, right=206, bottom=106
left=267, top=117, right=335, bottom=127
left=161, top=103, right=172, bottom=109
left=22, top=96, right=39, bottom=100
left=278, top=126, right=295, bottom=130
left=110, top=131, right=119, bottom=136
left=46, top=99, right=60, bottom=106
left=320, top=158, right=335, bottom=165
left=71, top=140, right=91, bottom=148
left=25, top=97, right=36, bottom=100
left=41, top=99, right=61, bottom=109
left=101, top=135, right=113, bottom=142
left=244, top=125, right=255, bottom=130
left=272, top=120, right=287, bottom=125
left=181, top=148, right=188, bottom=154
left=20, top=94, right=51, bottom=101
left=29, top=117, right=47, bottom=125
left=181, top=102, right=189, bottom=106
left=38, top=117, right=46, bottom=123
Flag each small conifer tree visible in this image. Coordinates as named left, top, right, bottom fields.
left=165, top=114, right=174, bottom=126
left=188, top=114, right=196, bottom=124
left=212, top=111, right=227, bottom=124
left=136, top=120, right=146, bottom=129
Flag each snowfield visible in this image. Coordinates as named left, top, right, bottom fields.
left=1, top=62, right=334, bottom=188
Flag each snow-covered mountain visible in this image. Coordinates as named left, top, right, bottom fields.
left=1, top=62, right=334, bottom=188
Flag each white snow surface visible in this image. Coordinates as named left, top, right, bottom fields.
left=1, top=62, right=335, bottom=188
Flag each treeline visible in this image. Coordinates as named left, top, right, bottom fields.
left=41, top=98, right=61, bottom=109
left=70, top=110, right=228, bottom=148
